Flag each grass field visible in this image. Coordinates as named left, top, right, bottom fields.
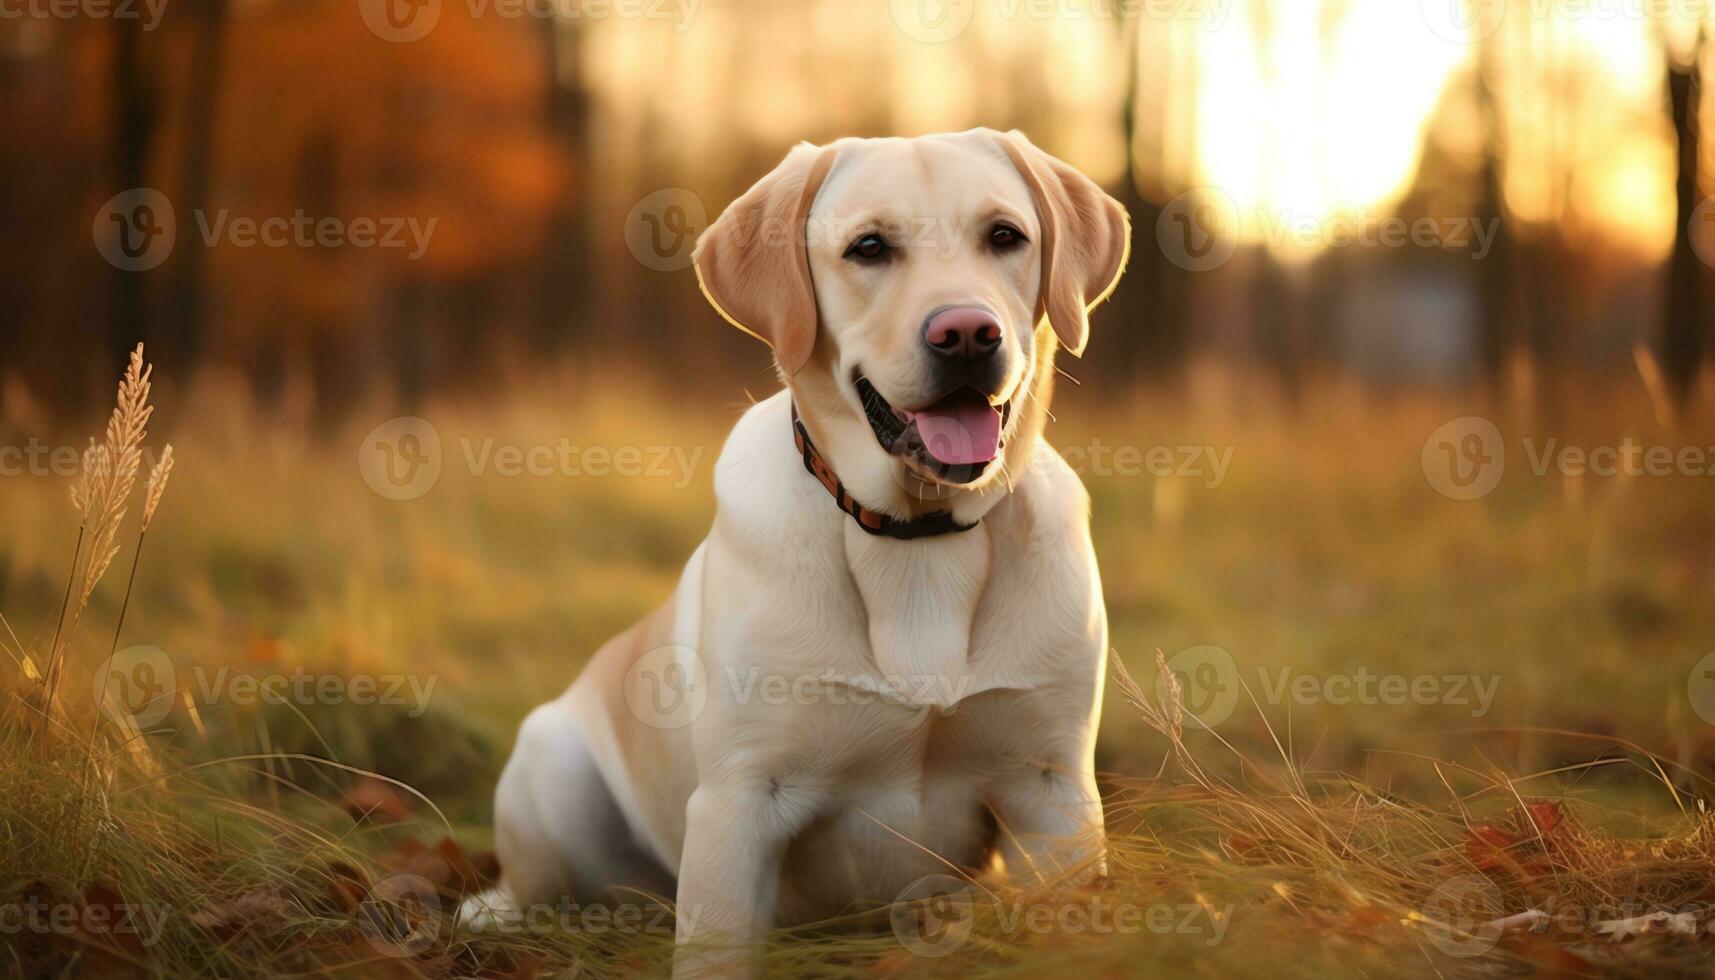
left=4, top=354, right=1715, bottom=977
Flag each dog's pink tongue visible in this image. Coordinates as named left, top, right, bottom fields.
left=914, top=401, right=1002, bottom=465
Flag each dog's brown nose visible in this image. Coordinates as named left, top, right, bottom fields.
left=924, top=307, right=1002, bottom=359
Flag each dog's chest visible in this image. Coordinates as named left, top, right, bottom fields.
left=836, top=488, right=1099, bottom=703
left=774, top=685, right=1083, bottom=920
left=781, top=500, right=1102, bottom=806
left=710, top=451, right=1107, bottom=917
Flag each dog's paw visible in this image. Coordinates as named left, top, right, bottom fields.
left=456, top=887, right=516, bottom=933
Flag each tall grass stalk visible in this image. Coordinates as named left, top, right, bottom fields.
left=36, top=345, right=156, bottom=748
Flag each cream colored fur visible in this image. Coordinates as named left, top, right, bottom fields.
left=469, top=129, right=1131, bottom=979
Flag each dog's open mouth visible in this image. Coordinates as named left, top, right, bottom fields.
left=856, top=377, right=1011, bottom=485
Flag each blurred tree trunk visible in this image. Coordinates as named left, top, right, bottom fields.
left=1525, top=21, right=1568, bottom=418
left=1524, top=237, right=1563, bottom=415
left=1248, top=0, right=1305, bottom=407
left=1117, top=190, right=1187, bottom=375
left=390, top=276, right=430, bottom=411
left=1474, top=21, right=1514, bottom=391
left=1663, top=46, right=1704, bottom=403
left=1306, top=249, right=1343, bottom=381
left=111, top=15, right=156, bottom=360
left=169, top=0, right=227, bottom=370
left=1254, top=252, right=1306, bottom=407
left=1113, top=19, right=1187, bottom=379
left=533, top=20, right=590, bottom=356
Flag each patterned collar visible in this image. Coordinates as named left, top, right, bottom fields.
left=789, top=403, right=976, bottom=541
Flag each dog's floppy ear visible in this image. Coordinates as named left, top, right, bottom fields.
left=995, top=130, right=1130, bottom=357
left=692, top=142, right=838, bottom=375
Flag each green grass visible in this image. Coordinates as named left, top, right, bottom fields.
left=4, top=365, right=1715, bottom=976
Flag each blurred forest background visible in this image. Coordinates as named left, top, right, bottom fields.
left=3, top=0, right=1712, bottom=418
left=6, top=8, right=1715, bottom=975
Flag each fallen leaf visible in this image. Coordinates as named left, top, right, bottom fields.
left=188, top=888, right=293, bottom=936
left=345, top=778, right=413, bottom=823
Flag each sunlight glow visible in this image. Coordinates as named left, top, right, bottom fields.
left=572, top=0, right=1686, bottom=259
left=1193, top=0, right=1472, bottom=251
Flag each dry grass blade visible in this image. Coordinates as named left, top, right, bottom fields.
left=143, top=444, right=174, bottom=531
left=39, top=344, right=158, bottom=735
left=79, top=345, right=152, bottom=600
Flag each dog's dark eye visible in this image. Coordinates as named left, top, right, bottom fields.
left=844, top=233, right=890, bottom=263
left=989, top=224, right=1027, bottom=251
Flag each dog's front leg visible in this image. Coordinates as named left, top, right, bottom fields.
left=672, top=782, right=808, bottom=979
left=988, top=759, right=1106, bottom=887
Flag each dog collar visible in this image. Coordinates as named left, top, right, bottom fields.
left=790, top=403, right=977, bottom=541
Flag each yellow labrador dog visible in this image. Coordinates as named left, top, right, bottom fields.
left=466, top=128, right=1130, bottom=975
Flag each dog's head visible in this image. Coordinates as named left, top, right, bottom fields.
left=694, top=129, right=1129, bottom=502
